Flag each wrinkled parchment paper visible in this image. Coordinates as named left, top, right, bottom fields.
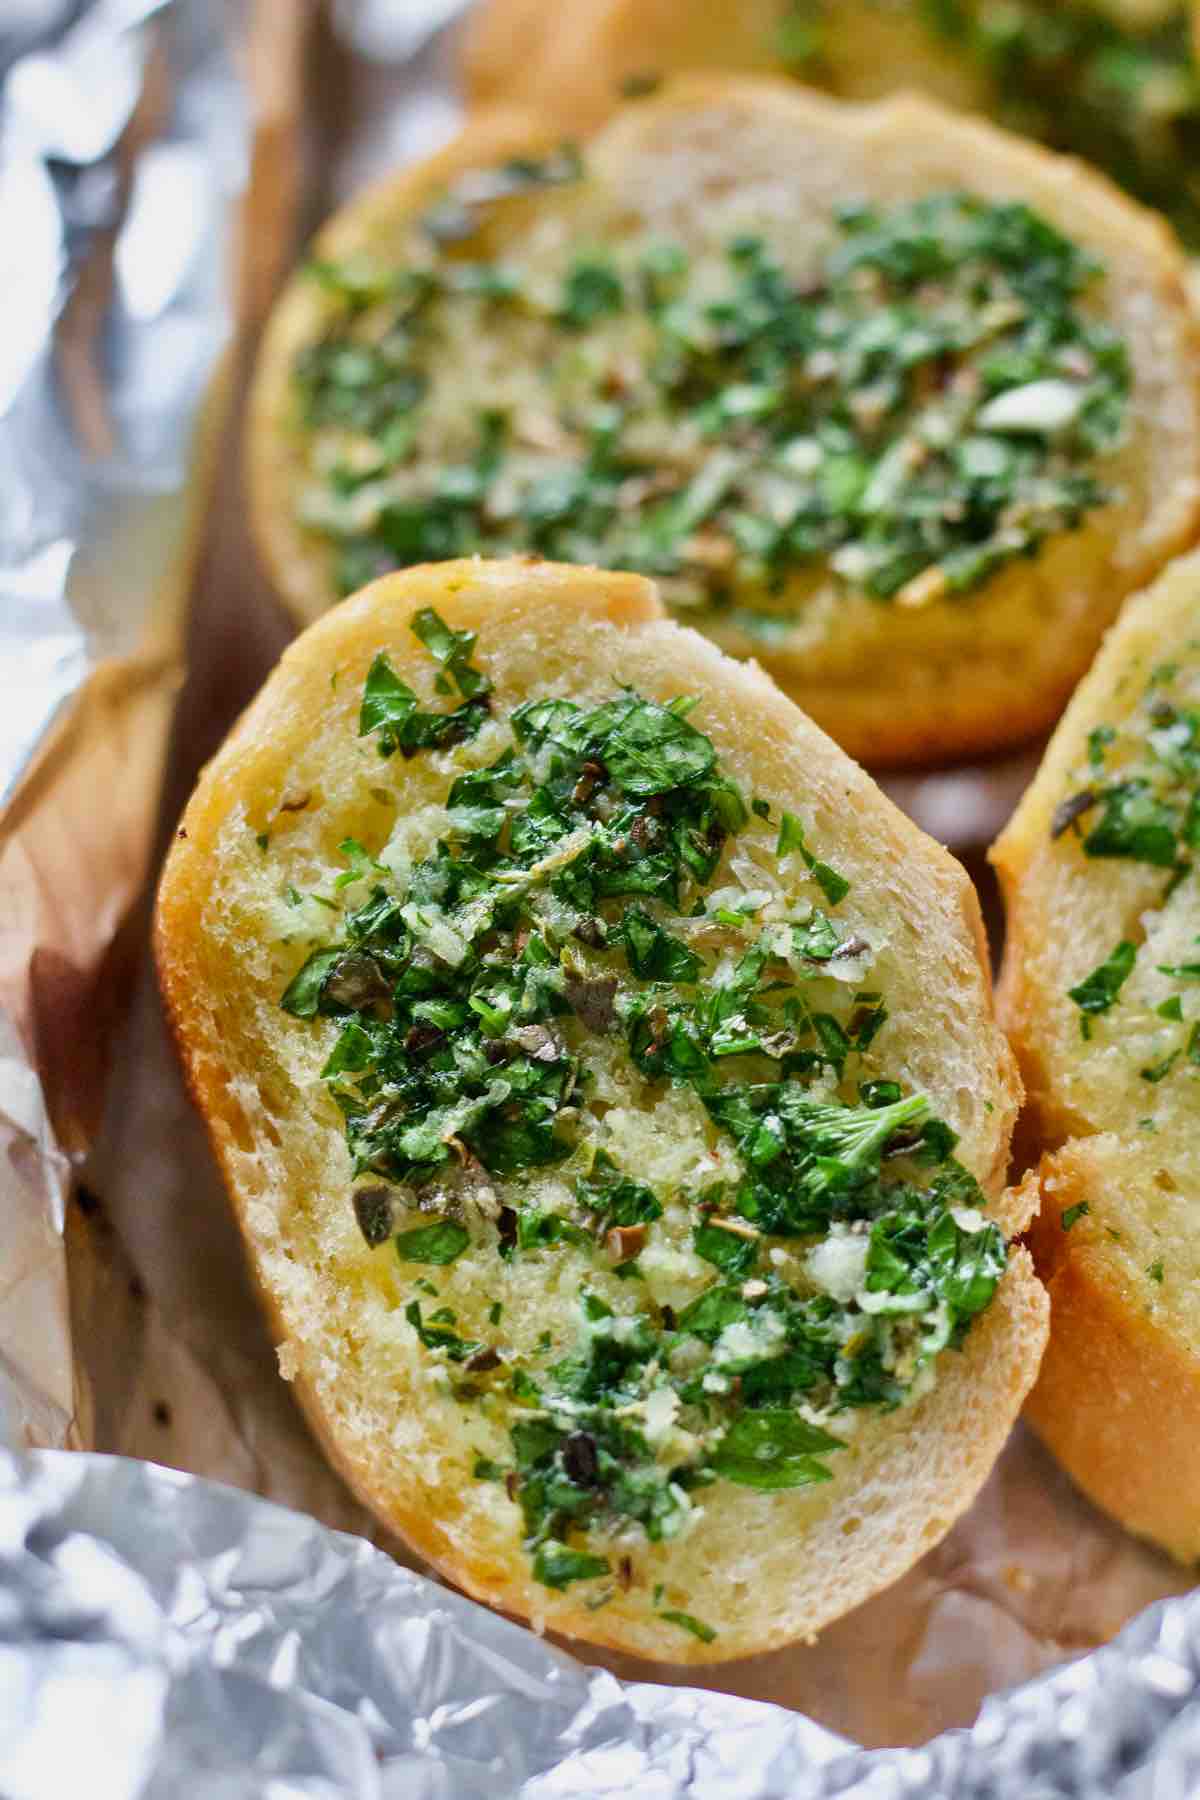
left=2, top=0, right=1194, bottom=1766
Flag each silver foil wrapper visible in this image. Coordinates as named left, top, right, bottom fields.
left=3, top=1445, right=1200, bottom=1799
left=0, top=0, right=246, bottom=1449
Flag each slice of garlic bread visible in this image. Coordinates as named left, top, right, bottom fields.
left=994, top=548, right=1200, bottom=1559
left=461, top=1, right=1200, bottom=248
left=247, top=78, right=1200, bottom=767
left=158, top=557, right=1045, bottom=1661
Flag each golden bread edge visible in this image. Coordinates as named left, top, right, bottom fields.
left=1021, top=1154, right=1200, bottom=1563
left=993, top=549, right=1200, bottom=1560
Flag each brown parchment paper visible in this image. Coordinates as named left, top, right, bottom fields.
left=57, top=0, right=1198, bottom=1756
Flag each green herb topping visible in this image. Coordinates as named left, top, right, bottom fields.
left=279, top=608, right=1008, bottom=1599
left=779, top=1, right=1200, bottom=247
left=292, top=174, right=1128, bottom=631
left=1068, top=939, right=1136, bottom=1026
left=1060, top=651, right=1200, bottom=1078
left=657, top=1608, right=718, bottom=1644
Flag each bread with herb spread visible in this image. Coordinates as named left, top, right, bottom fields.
left=461, top=1, right=1200, bottom=249
left=994, top=548, right=1200, bottom=1560
left=157, top=557, right=1046, bottom=1662
left=247, top=77, right=1200, bottom=767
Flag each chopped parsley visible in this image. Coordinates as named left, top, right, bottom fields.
left=658, top=1608, right=718, bottom=1644
left=532, top=1542, right=610, bottom=1590
left=278, top=608, right=1009, bottom=1605
left=1061, top=1202, right=1089, bottom=1232
left=292, top=184, right=1128, bottom=624
left=1059, top=656, right=1200, bottom=1082
left=779, top=1, right=1200, bottom=246
left=693, top=1217, right=758, bottom=1279
left=711, top=1409, right=845, bottom=1490
left=1141, top=1050, right=1181, bottom=1084
left=777, top=813, right=850, bottom=907
left=405, top=1300, right=479, bottom=1362
left=702, top=1086, right=933, bottom=1235
left=359, top=648, right=490, bottom=757
left=1068, top=940, right=1136, bottom=1019
left=394, top=1221, right=471, bottom=1265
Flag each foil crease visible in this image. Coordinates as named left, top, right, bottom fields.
left=0, top=0, right=248, bottom=1448
left=3, top=1446, right=1200, bottom=1799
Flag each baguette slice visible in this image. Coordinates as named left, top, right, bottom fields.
left=158, top=557, right=1045, bottom=1662
left=460, top=0, right=993, bottom=133
left=994, top=548, right=1200, bottom=1559
left=247, top=77, right=1200, bottom=768
left=461, top=0, right=1200, bottom=246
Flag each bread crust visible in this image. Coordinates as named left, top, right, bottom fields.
left=246, top=107, right=554, bottom=631
left=993, top=548, right=1200, bottom=1560
left=460, top=0, right=1199, bottom=137
left=1020, top=1151, right=1200, bottom=1563
left=993, top=548, right=1200, bottom=1148
left=158, top=557, right=1045, bottom=1660
left=247, top=78, right=1200, bottom=768
left=459, top=0, right=984, bottom=133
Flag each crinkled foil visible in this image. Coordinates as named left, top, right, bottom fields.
left=5, top=0, right=1200, bottom=1793
left=3, top=1445, right=1200, bottom=1799
left=0, top=0, right=248, bottom=1452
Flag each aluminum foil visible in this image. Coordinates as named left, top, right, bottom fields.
left=3, top=1444, right=1200, bottom=1800
left=5, top=0, right=1200, bottom=1793
left=0, top=0, right=247, bottom=1451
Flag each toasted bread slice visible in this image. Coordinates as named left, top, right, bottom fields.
left=247, top=79, right=1200, bottom=768
left=994, top=548, right=1200, bottom=1559
left=461, top=0, right=987, bottom=134
left=157, top=557, right=1045, bottom=1662
left=461, top=1, right=1200, bottom=244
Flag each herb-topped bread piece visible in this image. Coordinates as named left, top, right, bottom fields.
left=994, top=548, right=1200, bottom=1560
left=463, top=1, right=1200, bottom=249
left=157, top=558, right=1047, bottom=1662
left=248, top=79, right=1200, bottom=767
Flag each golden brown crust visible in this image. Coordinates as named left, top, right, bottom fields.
left=459, top=0, right=1200, bottom=137
left=994, top=548, right=1200, bottom=1560
left=246, top=108, right=555, bottom=631
left=458, top=0, right=982, bottom=133
left=157, top=557, right=1044, bottom=1660
left=1023, top=1149, right=1200, bottom=1563
left=993, top=548, right=1200, bottom=1151
left=247, top=78, right=1200, bottom=769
